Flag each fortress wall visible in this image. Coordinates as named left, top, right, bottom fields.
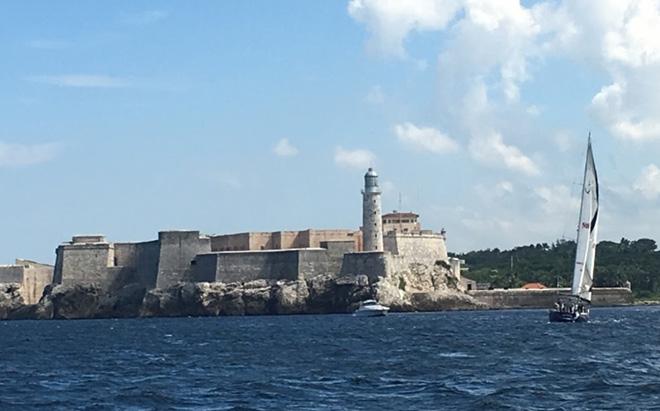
left=340, top=252, right=388, bottom=282
left=0, top=266, right=24, bottom=283
left=17, top=260, right=54, bottom=304
left=308, top=230, right=359, bottom=249
left=249, top=232, right=274, bottom=250
left=211, top=233, right=251, bottom=252
left=114, top=243, right=138, bottom=267
left=206, top=250, right=302, bottom=283
left=190, top=253, right=218, bottom=283
left=57, top=243, right=114, bottom=286
left=298, top=249, right=343, bottom=278
left=156, top=231, right=211, bottom=289
left=384, top=233, right=448, bottom=264
left=469, top=287, right=633, bottom=308
left=134, top=241, right=160, bottom=289
left=274, top=231, right=305, bottom=249
left=104, top=267, right=138, bottom=291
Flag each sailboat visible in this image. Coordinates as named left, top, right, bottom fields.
left=549, top=136, right=599, bottom=323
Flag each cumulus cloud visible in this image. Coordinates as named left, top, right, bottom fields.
left=334, top=146, right=375, bottom=170
left=348, top=0, right=461, bottom=57
left=0, top=142, right=58, bottom=167
left=273, top=138, right=299, bottom=157
left=28, top=75, right=129, bottom=88
left=469, top=132, right=539, bottom=176
left=350, top=0, right=660, bottom=143
left=394, top=122, right=459, bottom=154
left=634, top=164, right=660, bottom=199
left=534, top=185, right=580, bottom=215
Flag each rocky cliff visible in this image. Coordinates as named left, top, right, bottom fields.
left=0, top=263, right=481, bottom=320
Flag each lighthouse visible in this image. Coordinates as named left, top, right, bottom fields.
left=362, top=168, right=383, bottom=252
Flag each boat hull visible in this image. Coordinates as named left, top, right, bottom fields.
left=548, top=310, right=589, bottom=323
left=353, top=308, right=389, bottom=317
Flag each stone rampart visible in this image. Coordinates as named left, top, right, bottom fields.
left=383, top=232, right=448, bottom=264
left=340, top=252, right=389, bottom=282
left=156, top=231, right=211, bottom=289
left=469, top=287, right=633, bottom=308
left=193, top=248, right=342, bottom=283
left=55, top=242, right=114, bottom=287
left=0, top=260, right=54, bottom=304
left=0, top=265, right=23, bottom=283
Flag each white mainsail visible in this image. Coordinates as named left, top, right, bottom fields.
left=571, top=137, right=599, bottom=302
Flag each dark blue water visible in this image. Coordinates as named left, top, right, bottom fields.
left=2, top=307, right=660, bottom=410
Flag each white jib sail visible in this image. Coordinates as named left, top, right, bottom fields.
left=571, top=138, right=599, bottom=302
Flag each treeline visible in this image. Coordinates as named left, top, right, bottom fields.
left=451, top=238, right=660, bottom=298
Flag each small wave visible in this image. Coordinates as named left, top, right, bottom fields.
left=437, top=352, right=473, bottom=358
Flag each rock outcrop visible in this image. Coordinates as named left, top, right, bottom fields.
left=0, top=261, right=481, bottom=320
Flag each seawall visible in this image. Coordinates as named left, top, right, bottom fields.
left=469, top=287, right=633, bottom=309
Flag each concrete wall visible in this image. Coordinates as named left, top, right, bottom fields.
left=156, top=231, right=211, bottom=289
left=383, top=232, right=448, bottom=264
left=469, top=287, right=634, bottom=308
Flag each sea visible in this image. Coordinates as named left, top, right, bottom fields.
left=1, top=307, right=659, bottom=410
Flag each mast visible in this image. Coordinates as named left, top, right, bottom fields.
left=571, top=134, right=599, bottom=302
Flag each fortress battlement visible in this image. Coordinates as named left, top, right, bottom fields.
left=3, top=168, right=454, bottom=302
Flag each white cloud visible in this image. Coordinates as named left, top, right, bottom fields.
left=591, top=81, right=660, bottom=141
left=534, top=185, right=580, bottom=215
left=0, top=142, right=58, bottom=167
left=28, top=75, right=129, bottom=88
left=469, top=132, right=540, bottom=176
left=334, top=146, right=375, bottom=170
left=554, top=130, right=574, bottom=152
left=634, top=164, right=660, bottom=199
left=273, top=138, right=299, bottom=157
left=347, top=0, right=462, bottom=57
left=394, top=122, right=459, bottom=154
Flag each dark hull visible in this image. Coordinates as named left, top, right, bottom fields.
left=548, top=310, right=589, bottom=323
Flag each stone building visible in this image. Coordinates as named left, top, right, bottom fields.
left=42, top=167, right=453, bottom=293
left=0, top=259, right=53, bottom=304
left=210, top=229, right=361, bottom=252
left=53, top=231, right=211, bottom=290
left=382, top=211, right=421, bottom=234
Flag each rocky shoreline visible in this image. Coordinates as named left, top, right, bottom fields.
left=0, top=265, right=483, bottom=320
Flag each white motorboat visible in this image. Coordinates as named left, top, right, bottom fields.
left=354, top=300, right=390, bottom=316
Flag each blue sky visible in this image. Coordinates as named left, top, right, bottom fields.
left=2, top=0, right=660, bottom=264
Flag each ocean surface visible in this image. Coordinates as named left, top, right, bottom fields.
left=1, top=307, right=660, bottom=410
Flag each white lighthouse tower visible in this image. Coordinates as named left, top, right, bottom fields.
left=362, top=167, right=384, bottom=252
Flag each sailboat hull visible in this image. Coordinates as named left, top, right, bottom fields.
left=548, top=310, right=589, bottom=323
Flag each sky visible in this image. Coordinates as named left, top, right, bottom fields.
left=2, top=0, right=660, bottom=264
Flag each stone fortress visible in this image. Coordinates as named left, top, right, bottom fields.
left=0, top=168, right=459, bottom=306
